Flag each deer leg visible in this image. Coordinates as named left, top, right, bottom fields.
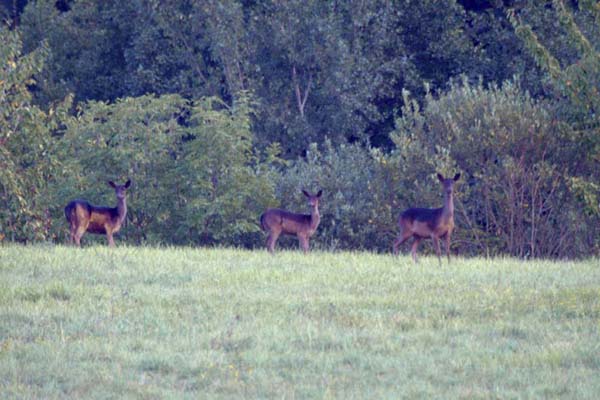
left=298, top=235, right=310, bottom=254
left=411, top=237, right=422, bottom=263
left=266, top=231, right=280, bottom=253
left=445, top=233, right=452, bottom=263
left=73, top=226, right=86, bottom=247
left=69, top=221, right=80, bottom=246
left=432, top=235, right=442, bottom=266
left=106, top=230, right=116, bottom=247
left=68, top=226, right=76, bottom=245
left=393, top=230, right=411, bottom=256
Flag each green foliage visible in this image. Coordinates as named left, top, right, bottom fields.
left=1, top=1, right=597, bottom=258
left=246, top=0, right=372, bottom=153
left=0, top=27, right=70, bottom=242
left=247, top=0, right=476, bottom=152
left=172, top=94, right=279, bottom=246
left=509, top=1, right=600, bottom=127
left=19, top=0, right=130, bottom=104
left=55, top=92, right=277, bottom=246
left=17, top=0, right=526, bottom=156
left=56, top=94, right=186, bottom=243
left=508, top=0, right=600, bottom=255
left=277, top=141, right=397, bottom=251
left=396, top=0, right=473, bottom=88
left=120, top=0, right=227, bottom=100
left=391, top=78, right=599, bottom=258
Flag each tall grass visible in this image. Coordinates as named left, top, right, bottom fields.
left=0, top=244, right=599, bottom=398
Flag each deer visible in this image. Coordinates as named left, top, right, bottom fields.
left=64, top=180, right=131, bottom=247
left=260, top=190, right=323, bottom=253
left=393, top=173, right=460, bottom=265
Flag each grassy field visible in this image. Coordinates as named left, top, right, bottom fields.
left=0, top=245, right=599, bottom=399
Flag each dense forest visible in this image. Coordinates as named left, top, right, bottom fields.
left=1, top=0, right=598, bottom=258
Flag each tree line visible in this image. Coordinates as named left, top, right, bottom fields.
left=1, top=0, right=598, bottom=258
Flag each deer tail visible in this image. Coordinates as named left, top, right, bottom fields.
left=260, top=213, right=267, bottom=231
left=64, top=202, right=74, bottom=223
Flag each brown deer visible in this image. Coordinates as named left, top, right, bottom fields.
left=260, top=190, right=322, bottom=253
left=64, top=180, right=131, bottom=247
left=393, top=173, right=460, bottom=265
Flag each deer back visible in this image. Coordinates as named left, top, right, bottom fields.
left=261, top=208, right=313, bottom=235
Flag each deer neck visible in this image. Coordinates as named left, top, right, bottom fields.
left=442, top=191, right=454, bottom=218
left=116, top=197, right=127, bottom=221
left=310, top=204, right=320, bottom=230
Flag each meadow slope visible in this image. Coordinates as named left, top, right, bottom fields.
left=0, top=245, right=599, bottom=398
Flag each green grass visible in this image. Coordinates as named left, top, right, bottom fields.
left=0, top=244, right=599, bottom=399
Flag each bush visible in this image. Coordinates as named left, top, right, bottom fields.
left=0, top=28, right=71, bottom=243
left=276, top=141, right=397, bottom=251
left=55, top=93, right=278, bottom=246
left=390, top=77, right=599, bottom=258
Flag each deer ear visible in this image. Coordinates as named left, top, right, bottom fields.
left=108, top=181, right=116, bottom=188
left=437, top=173, right=445, bottom=182
left=317, top=190, right=322, bottom=198
left=453, top=173, right=461, bottom=181
left=125, top=179, right=131, bottom=188
left=302, top=190, right=310, bottom=198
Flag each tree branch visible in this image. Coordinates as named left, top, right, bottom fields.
left=292, top=66, right=311, bottom=117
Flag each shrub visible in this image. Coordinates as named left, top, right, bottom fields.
left=391, top=78, right=599, bottom=258
left=56, top=93, right=278, bottom=246
left=277, top=141, right=397, bottom=251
